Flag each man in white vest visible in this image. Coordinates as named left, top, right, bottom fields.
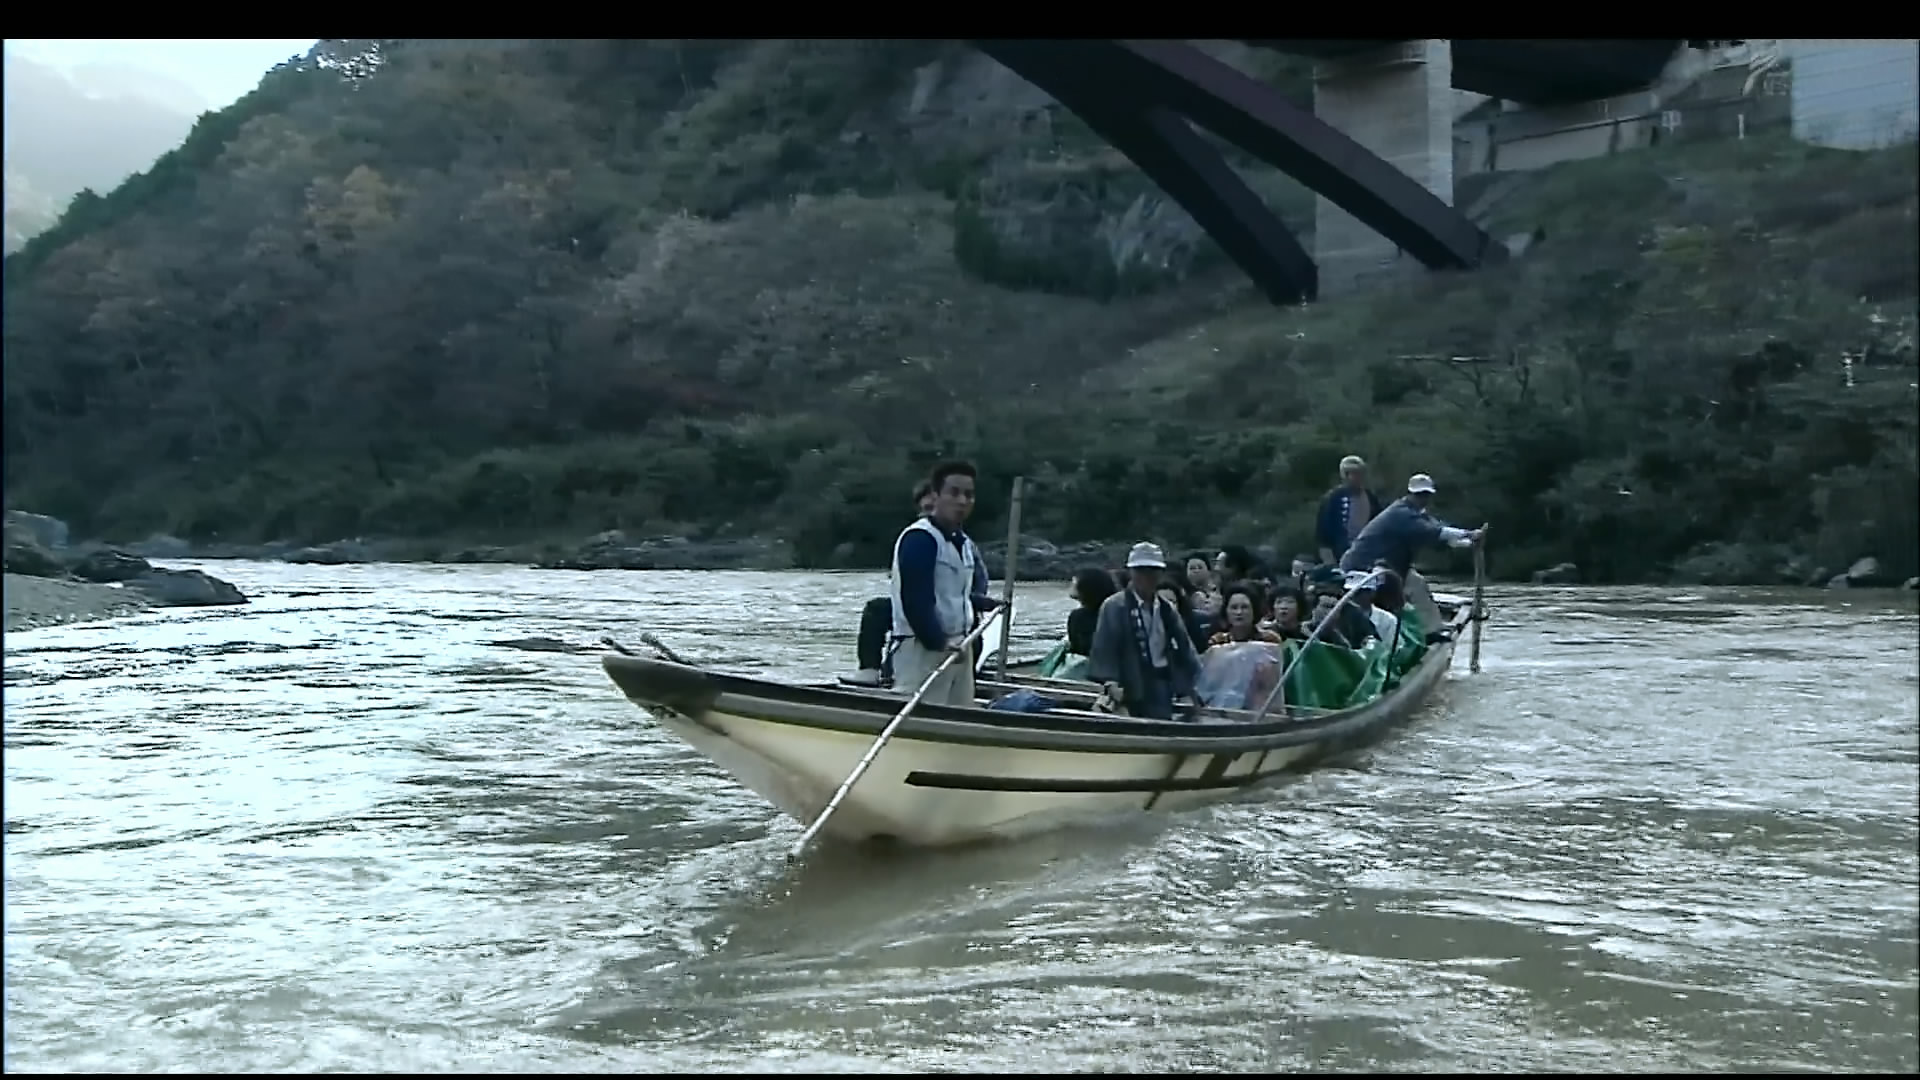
left=889, top=459, right=995, bottom=707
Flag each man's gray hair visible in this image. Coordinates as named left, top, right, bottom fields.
left=1339, top=455, right=1366, bottom=472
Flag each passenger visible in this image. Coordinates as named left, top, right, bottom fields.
left=1344, top=570, right=1400, bottom=643
left=888, top=460, right=994, bottom=707
left=1066, top=567, right=1115, bottom=656
left=1316, top=454, right=1385, bottom=566
left=1340, top=473, right=1485, bottom=633
left=846, top=480, right=938, bottom=687
left=1183, top=551, right=1217, bottom=593
left=1288, top=553, right=1318, bottom=597
left=1158, top=571, right=1215, bottom=652
left=1214, top=545, right=1256, bottom=591
left=1305, top=568, right=1373, bottom=648
left=1368, top=562, right=1406, bottom=617
left=1209, top=583, right=1283, bottom=646
left=1087, top=542, right=1202, bottom=721
left=1183, top=551, right=1224, bottom=625
left=1264, top=588, right=1311, bottom=641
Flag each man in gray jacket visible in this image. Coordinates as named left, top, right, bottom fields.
left=1086, top=542, right=1202, bottom=721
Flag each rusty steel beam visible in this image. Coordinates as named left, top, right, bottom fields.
left=976, top=40, right=1317, bottom=304
left=1097, top=40, right=1504, bottom=272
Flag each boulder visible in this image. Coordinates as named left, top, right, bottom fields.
left=447, top=546, right=511, bottom=564
left=1827, top=556, right=1888, bottom=589
left=1531, top=562, right=1580, bottom=585
left=5, top=511, right=70, bottom=551
left=3, top=523, right=67, bottom=579
left=125, top=568, right=248, bottom=607
left=67, top=548, right=153, bottom=584
left=285, top=539, right=375, bottom=565
left=1905, top=576, right=1918, bottom=591
left=539, top=534, right=794, bottom=572
left=125, top=533, right=194, bottom=559
left=976, top=538, right=1132, bottom=581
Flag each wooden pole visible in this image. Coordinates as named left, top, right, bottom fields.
left=995, top=476, right=1025, bottom=682
left=1469, top=543, right=1487, bottom=674
left=787, top=613, right=1000, bottom=861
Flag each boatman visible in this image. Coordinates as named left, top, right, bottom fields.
left=888, top=460, right=997, bottom=706
left=1315, top=454, right=1385, bottom=567
left=1340, top=473, right=1484, bottom=632
left=1085, top=542, right=1202, bottom=721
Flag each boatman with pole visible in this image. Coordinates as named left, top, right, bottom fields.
left=1340, top=473, right=1485, bottom=633
left=888, top=460, right=997, bottom=708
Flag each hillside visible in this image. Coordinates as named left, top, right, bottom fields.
left=2, top=38, right=1915, bottom=585
left=2, top=48, right=203, bottom=253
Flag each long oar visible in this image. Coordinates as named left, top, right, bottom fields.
left=1469, top=540, right=1487, bottom=674
left=995, top=476, right=1025, bottom=681
left=788, top=614, right=1000, bottom=862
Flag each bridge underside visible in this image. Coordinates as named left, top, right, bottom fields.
left=975, top=40, right=1505, bottom=305
left=1244, top=39, right=1693, bottom=105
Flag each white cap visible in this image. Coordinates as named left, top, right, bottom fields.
left=1407, top=473, right=1437, bottom=494
left=1339, top=454, right=1366, bottom=472
left=1125, top=542, right=1167, bottom=569
left=1344, top=569, right=1377, bottom=590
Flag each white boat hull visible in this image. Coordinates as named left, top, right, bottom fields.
left=608, top=604, right=1471, bottom=847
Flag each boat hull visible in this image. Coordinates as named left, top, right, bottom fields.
left=605, top=608, right=1470, bottom=847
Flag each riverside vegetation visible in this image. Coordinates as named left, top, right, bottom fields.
left=3, top=40, right=1915, bottom=587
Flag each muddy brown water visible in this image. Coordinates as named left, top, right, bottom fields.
left=4, top=562, right=1916, bottom=1071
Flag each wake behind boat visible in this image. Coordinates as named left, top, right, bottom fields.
left=601, top=597, right=1475, bottom=848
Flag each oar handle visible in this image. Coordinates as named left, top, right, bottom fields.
left=787, top=613, right=1000, bottom=861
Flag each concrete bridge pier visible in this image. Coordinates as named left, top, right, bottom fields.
left=1312, top=40, right=1456, bottom=295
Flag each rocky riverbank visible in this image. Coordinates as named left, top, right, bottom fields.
left=9, top=511, right=1919, bottom=590
left=3, top=573, right=151, bottom=632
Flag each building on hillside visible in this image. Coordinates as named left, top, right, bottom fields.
left=1451, top=39, right=1918, bottom=194
left=1784, top=40, right=1919, bottom=150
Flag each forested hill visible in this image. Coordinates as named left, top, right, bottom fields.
left=4, top=39, right=1916, bottom=585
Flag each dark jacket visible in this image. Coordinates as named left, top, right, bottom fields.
left=1066, top=607, right=1098, bottom=656
left=1316, top=485, right=1386, bottom=560
left=1085, top=589, right=1201, bottom=701
left=1340, top=497, right=1459, bottom=580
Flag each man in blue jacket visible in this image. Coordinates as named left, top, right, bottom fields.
left=1315, top=454, right=1385, bottom=567
left=888, top=460, right=999, bottom=706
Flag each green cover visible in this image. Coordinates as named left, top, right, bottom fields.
left=1037, top=639, right=1089, bottom=681
left=1280, top=607, right=1429, bottom=711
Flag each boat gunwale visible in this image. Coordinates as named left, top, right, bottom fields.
left=603, top=608, right=1467, bottom=755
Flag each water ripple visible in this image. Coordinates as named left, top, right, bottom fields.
left=5, top=563, right=1917, bottom=1071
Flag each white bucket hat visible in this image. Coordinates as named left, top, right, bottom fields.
left=1406, top=473, right=1437, bottom=494
left=1125, top=542, right=1167, bottom=569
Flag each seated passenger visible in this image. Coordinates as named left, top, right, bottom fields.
left=1344, top=570, right=1399, bottom=644
left=1209, top=583, right=1283, bottom=647
left=1213, top=544, right=1256, bottom=591
left=1264, top=587, right=1311, bottom=641
left=1158, top=572, right=1214, bottom=652
left=1067, top=566, right=1115, bottom=656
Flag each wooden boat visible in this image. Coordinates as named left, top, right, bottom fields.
left=601, top=597, right=1476, bottom=848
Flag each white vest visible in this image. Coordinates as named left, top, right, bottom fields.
left=889, top=516, right=976, bottom=643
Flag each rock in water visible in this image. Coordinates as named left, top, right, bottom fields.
left=126, top=568, right=248, bottom=607
left=4, top=511, right=70, bottom=551
left=67, top=549, right=153, bottom=584
left=1531, top=562, right=1580, bottom=585
left=3, top=523, right=66, bottom=579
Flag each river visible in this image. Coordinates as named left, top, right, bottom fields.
left=4, top=561, right=1916, bottom=1072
